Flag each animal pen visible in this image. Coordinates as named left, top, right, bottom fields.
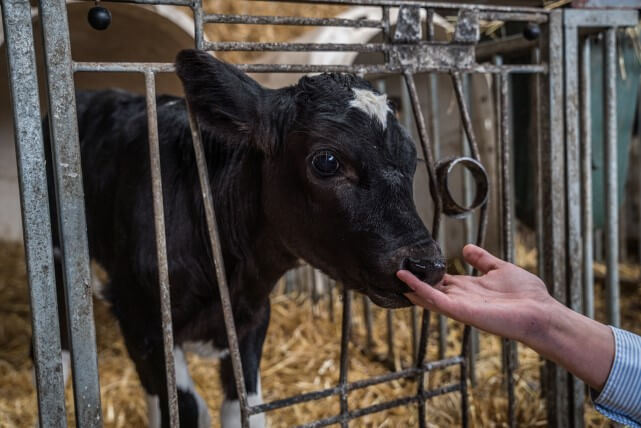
left=0, top=0, right=639, bottom=427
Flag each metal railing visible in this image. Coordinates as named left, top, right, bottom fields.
left=1, top=1, right=638, bottom=427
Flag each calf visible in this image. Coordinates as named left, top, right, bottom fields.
left=45, top=50, right=445, bottom=428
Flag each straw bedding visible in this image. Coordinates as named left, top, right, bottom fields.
left=2, top=237, right=638, bottom=427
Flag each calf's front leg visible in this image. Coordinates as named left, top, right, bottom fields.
left=219, top=303, right=270, bottom=428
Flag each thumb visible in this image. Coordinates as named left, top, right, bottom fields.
left=462, top=244, right=505, bottom=274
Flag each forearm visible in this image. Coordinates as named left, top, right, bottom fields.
left=524, top=298, right=615, bottom=391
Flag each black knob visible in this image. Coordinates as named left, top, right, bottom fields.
left=88, top=6, right=111, bottom=30
left=523, top=23, right=541, bottom=41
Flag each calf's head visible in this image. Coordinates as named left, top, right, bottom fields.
left=176, top=50, right=445, bottom=308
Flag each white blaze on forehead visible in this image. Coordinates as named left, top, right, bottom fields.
left=350, top=88, right=392, bottom=129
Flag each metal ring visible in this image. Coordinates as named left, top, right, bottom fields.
left=435, top=156, right=489, bottom=219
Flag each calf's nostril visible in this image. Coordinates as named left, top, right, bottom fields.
left=403, top=257, right=428, bottom=281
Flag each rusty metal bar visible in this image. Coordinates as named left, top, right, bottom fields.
left=204, top=13, right=382, bottom=27
left=499, top=70, right=517, bottom=428
left=362, top=296, right=374, bottom=350
left=37, top=0, right=103, bottom=425
left=338, top=287, right=353, bottom=428
left=1, top=1, right=68, bottom=425
left=186, top=105, right=251, bottom=427
left=144, top=71, right=179, bottom=428
left=563, top=19, right=586, bottom=426
left=193, top=0, right=205, bottom=51
left=251, top=356, right=464, bottom=414
left=296, top=383, right=462, bottom=428
left=72, top=61, right=547, bottom=75
left=403, top=70, right=444, bottom=428
left=540, top=10, right=570, bottom=428
left=257, top=0, right=548, bottom=15
left=604, top=27, right=620, bottom=328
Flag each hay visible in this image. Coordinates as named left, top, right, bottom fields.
left=3, top=238, right=637, bottom=427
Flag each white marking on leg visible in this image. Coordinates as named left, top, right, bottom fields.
left=221, top=373, right=265, bottom=428
left=174, top=347, right=211, bottom=428
left=184, top=340, right=229, bottom=360
left=146, top=394, right=161, bottom=428
left=350, top=88, right=391, bottom=129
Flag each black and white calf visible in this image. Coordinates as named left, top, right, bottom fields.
left=44, top=50, right=445, bottom=427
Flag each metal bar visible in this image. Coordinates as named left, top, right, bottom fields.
left=186, top=105, right=251, bottom=427
left=460, top=325, right=471, bottom=428
left=564, top=9, right=637, bottom=28
left=604, top=27, right=620, bottom=327
left=385, top=310, right=396, bottom=370
left=37, top=0, right=103, bottom=425
left=72, top=61, right=547, bottom=75
left=250, top=357, right=465, bottom=414
left=404, top=70, right=444, bottom=428
left=252, top=0, right=549, bottom=15
left=295, top=383, right=462, bottom=428
left=144, top=71, right=179, bottom=428
left=362, top=296, right=374, bottom=350
left=1, top=1, right=68, bottom=426
left=203, top=13, right=382, bottom=27
left=476, top=35, right=538, bottom=62
left=564, top=21, right=586, bottom=427
left=193, top=0, right=205, bottom=51
left=204, top=41, right=387, bottom=52
left=499, top=71, right=516, bottom=428
left=338, top=287, right=352, bottom=428
left=540, top=11, right=569, bottom=428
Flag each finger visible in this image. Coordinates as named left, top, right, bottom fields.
left=397, top=270, right=451, bottom=312
left=462, top=244, right=505, bottom=275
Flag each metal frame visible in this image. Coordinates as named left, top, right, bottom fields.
left=2, top=1, right=639, bottom=427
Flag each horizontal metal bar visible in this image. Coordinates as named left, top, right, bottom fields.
left=73, top=61, right=175, bottom=73
left=73, top=61, right=547, bottom=75
left=477, top=11, right=547, bottom=23
left=572, top=0, right=641, bottom=8
left=564, top=9, right=638, bottom=27
left=203, top=13, right=382, bottom=28
left=252, top=0, right=548, bottom=14
left=296, top=383, right=462, bottom=428
left=249, top=356, right=463, bottom=414
left=204, top=41, right=388, bottom=52
left=100, top=0, right=192, bottom=5
left=476, top=34, right=537, bottom=61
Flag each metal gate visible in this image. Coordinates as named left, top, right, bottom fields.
left=1, top=0, right=638, bottom=427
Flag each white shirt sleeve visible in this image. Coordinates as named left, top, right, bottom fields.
left=592, top=326, right=641, bottom=427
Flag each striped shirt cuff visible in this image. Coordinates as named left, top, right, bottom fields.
left=592, top=326, right=641, bottom=427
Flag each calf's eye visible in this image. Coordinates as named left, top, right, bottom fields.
left=311, top=151, right=340, bottom=177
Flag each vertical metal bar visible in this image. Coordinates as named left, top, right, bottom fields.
left=563, top=21, right=585, bottom=428
left=411, top=306, right=419, bottom=363
left=461, top=72, right=479, bottom=387
left=499, top=72, right=517, bottom=428
left=375, top=78, right=398, bottom=370
left=193, top=0, right=205, bottom=50
left=1, top=1, right=68, bottom=426
left=186, top=105, right=250, bottom=428
left=362, top=296, right=374, bottom=351
left=403, top=70, right=442, bottom=428
left=144, top=72, right=179, bottom=428
left=604, top=27, right=620, bottom=328
left=339, top=287, right=352, bottom=428
left=385, top=310, right=396, bottom=370
left=540, top=11, right=570, bottom=428
left=580, top=37, right=594, bottom=320
left=37, top=0, right=103, bottom=425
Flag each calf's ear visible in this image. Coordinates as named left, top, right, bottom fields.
left=175, top=49, right=274, bottom=144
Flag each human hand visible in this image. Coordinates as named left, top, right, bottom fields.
left=397, top=244, right=614, bottom=391
left=397, top=244, right=558, bottom=344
